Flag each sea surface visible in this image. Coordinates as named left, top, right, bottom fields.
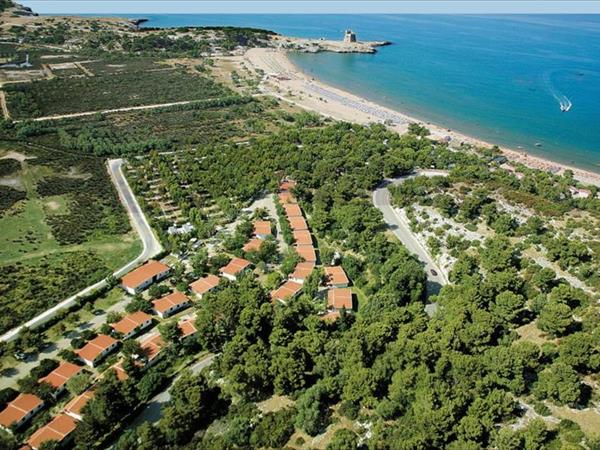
left=104, top=14, right=600, bottom=170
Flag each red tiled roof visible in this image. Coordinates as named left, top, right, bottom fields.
left=76, top=334, right=117, bottom=363
left=178, top=318, right=197, bottom=338
left=64, top=390, right=94, bottom=418
left=288, top=216, right=308, bottom=231
left=110, top=363, right=128, bottom=381
left=284, top=203, right=303, bottom=218
left=27, top=414, right=77, bottom=449
left=0, top=394, right=43, bottom=428
left=220, top=258, right=251, bottom=277
left=278, top=192, right=296, bottom=204
left=121, top=260, right=169, bottom=289
left=140, top=334, right=164, bottom=362
left=253, top=220, right=272, bottom=236
left=327, top=288, right=353, bottom=310
left=291, top=262, right=315, bottom=281
left=112, top=311, right=152, bottom=336
left=271, top=280, right=303, bottom=302
left=243, top=238, right=263, bottom=253
left=152, top=290, right=190, bottom=314
left=293, top=229, right=312, bottom=246
left=295, top=245, right=317, bottom=263
left=39, top=362, right=83, bottom=390
left=324, top=266, right=349, bottom=286
left=190, top=274, right=220, bottom=296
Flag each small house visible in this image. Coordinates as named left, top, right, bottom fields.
left=190, top=274, right=220, bottom=299
left=152, top=291, right=191, bottom=319
left=0, top=393, right=44, bottom=430
left=76, top=335, right=119, bottom=367
left=219, top=258, right=252, bottom=281
left=324, top=266, right=350, bottom=288
left=27, top=414, right=77, bottom=450
left=121, top=260, right=170, bottom=295
left=39, top=362, right=83, bottom=396
left=111, top=311, right=153, bottom=339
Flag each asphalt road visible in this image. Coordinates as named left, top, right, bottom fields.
left=372, top=171, right=449, bottom=296
left=0, top=159, right=162, bottom=343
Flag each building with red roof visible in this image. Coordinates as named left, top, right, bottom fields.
left=139, top=334, right=165, bottom=368
left=219, top=257, right=252, bottom=281
left=288, top=216, right=308, bottom=231
left=279, top=180, right=296, bottom=192
left=283, top=203, right=303, bottom=218
left=295, top=245, right=317, bottom=263
left=63, top=389, right=94, bottom=421
left=293, top=229, right=313, bottom=246
left=278, top=191, right=296, bottom=204
left=152, top=290, right=191, bottom=319
left=190, top=274, right=220, bottom=299
left=121, top=260, right=170, bottom=295
left=111, top=311, right=153, bottom=339
left=76, top=334, right=119, bottom=367
left=39, top=362, right=83, bottom=396
left=271, top=280, right=303, bottom=304
left=243, top=238, right=263, bottom=253
left=327, top=288, right=354, bottom=312
left=178, top=318, right=198, bottom=340
left=27, top=414, right=77, bottom=450
left=0, top=394, right=44, bottom=430
left=289, top=262, right=315, bottom=284
left=253, top=220, right=272, bottom=239
left=324, top=266, right=350, bottom=288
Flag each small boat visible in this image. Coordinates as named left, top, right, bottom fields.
left=535, top=143, right=543, bottom=147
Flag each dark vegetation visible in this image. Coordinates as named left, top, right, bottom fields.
left=107, top=123, right=600, bottom=449
left=0, top=251, right=110, bottom=334
left=0, top=158, right=20, bottom=176
left=5, top=69, right=231, bottom=118
left=0, top=185, right=25, bottom=213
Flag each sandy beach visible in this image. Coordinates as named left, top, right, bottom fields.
left=244, top=47, right=600, bottom=188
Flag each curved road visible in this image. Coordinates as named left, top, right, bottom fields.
left=0, top=159, right=162, bottom=342
left=373, top=170, right=449, bottom=296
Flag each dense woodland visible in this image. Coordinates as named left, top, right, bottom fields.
left=95, top=123, right=599, bottom=449
left=0, top=18, right=599, bottom=448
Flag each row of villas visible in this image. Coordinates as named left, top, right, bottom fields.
left=0, top=360, right=89, bottom=449
left=270, top=180, right=355, bottom=318
left=1, top=253, right=208, bottom=447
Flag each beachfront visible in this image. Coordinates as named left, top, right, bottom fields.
left=244, top=47, right=600, bottom=188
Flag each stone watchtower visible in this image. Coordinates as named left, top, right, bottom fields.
left=343, top=29, right=357, bottom=43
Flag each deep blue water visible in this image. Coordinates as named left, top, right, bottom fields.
left=103, top=14, right=600, bottom=170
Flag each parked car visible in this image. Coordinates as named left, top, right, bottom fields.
left=430, top=269, right=438, bottom=276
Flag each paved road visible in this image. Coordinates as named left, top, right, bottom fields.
left=372, top=171, right=449, bottom=296
left=125, top=354, right=216, bottom=429
left=0, top=159, right=162, bottom=343
left=0, top=299, right=128, bottom=389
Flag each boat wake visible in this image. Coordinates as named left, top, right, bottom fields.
left=543, top=70, right=572, bottom=113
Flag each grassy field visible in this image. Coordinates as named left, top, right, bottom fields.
left=0, top=142, right=141, bottom=334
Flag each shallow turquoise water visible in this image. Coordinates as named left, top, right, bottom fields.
left=95, top=14, right=600, bottom=171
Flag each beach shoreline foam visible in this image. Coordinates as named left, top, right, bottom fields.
left=244, top=47, right=600, bottom=187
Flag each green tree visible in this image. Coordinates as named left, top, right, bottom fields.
left=295, top=383, right=330, bottom=436
left=537, top=301, right=573, bottom=337
left=326, top=429, right=359, bottom=450
left=533, top=363, right=581, bottom=406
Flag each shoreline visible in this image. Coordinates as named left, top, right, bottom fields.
left=244, top=47, right=600, bottom=188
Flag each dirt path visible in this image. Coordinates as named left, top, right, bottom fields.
left=75, top=61, right=94, bottom=77
left=0, top=89, right=10, bottom=120
left=27, top=99, right=198, bottom=122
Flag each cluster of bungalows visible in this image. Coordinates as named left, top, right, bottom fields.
left=242, top=219, right=273, bottom=253
left=271, top=180, right=315, bottom=304
left=323, top=266, right=353, bottom=321
left=0, top=361, right=90, bottom=448
left=271, top=179, right=355, bottom=318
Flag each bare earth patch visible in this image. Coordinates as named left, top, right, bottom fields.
left=257, top=395, right=295, bottom=413
left=0, top=151, right=35, bottom=162
left=515, top=322, right=556, bottom=346
left=0, top=176, right=24, bottom=190
left=549, top=403, right=600, bottom=437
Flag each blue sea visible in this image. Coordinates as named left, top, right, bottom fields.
left=113, top=14, right=600, bottom=170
